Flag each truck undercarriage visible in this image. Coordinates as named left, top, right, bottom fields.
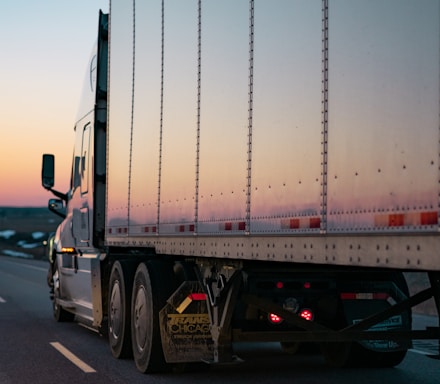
left=49, top=252, right=440, bottom=372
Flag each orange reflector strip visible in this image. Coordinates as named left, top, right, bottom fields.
left=222, top=222, right=246, bottom=231
left=341, top=292, right=390, bottom=300
left=388, top=214, right=404, bottom=227
left=189, top=293, right=206, bottom=301
left=374, top=211, right=438, bottom=228
left=281, top=217, right=321, bottom=230
left=421, top=211, right=438, bottom=225
left=176, top=293, right=207, bottom=314
left=176, top=296, right=192, bottom=314
left=61, top=247, right=76, bottom=254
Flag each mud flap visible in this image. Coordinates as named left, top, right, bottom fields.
left=159, top=281, right=214, bottom=363
left=351, top=314, right=411, bottom=352
left=343, top=296, right=412, bottom=352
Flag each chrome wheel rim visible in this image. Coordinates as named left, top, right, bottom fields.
left=109, top=281, right=122, bottom=339
left=133, top=285, right=148, bottom=352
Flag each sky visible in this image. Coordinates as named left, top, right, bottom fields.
left=0, top=1, right=108, bottom=207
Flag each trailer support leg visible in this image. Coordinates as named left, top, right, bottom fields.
left=202, top=266, right=242, bottom=363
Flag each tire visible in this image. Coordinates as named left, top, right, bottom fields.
left=321, top=341, right=407, bottom=368
left=320, top=342, right=352, bottom=367
left=131, top=261, right=176, bottom=373
left=108, top=260, right=135, bottom=359
left=280, top=342, right=301, bottom=355
left=52, top=262, right=75, bottom=322
left=174, top=261, right=197, bottom=283
left=323, top=272, right=410, bottom=368
left=346, top=272, right=410, bottom=368
left=348, top=343, right=407, bottom=368
left=373, top=350, right=407, bottom=368
left=281, top=342, right=318, bottom=355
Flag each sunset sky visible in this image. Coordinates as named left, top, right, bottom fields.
left=0, top=1, right=108, bottom=207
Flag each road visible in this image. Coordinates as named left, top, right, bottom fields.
left=0, top=255, right=439, bottom=384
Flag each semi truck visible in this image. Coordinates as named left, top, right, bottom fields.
left=41, top=0, right=440, bottom=373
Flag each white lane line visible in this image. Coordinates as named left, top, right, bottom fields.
left=410, top=349, right=427, bottom=355
left=50, top=342, right=96, bottom=373
left=0, top=258, right=47, bottom=272
left=410, top=348, right=437, bottom=356
left=20, top=264, right=47, bottom=272
left=0, top=296, right=5, bottom=303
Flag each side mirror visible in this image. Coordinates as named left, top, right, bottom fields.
left=48, top=198, right=66, bottom=219
left=42, top=154, right=55, bottom=189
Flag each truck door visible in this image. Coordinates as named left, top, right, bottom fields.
left=72, top=123, right=91, bottom=244
left=60, top=121, right=95, bottom=321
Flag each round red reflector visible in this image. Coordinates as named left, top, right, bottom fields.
left=268, top=313, right=283, bottom=324
left=276, top=281, right=284, bottom=289
left=303, top=282, right=311, bottom=289
left=300, top=309, right=313, bottom=321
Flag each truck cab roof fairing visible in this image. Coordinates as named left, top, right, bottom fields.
left=75, top=43, right=98, bottom=124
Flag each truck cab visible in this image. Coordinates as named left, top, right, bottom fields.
left=41, top=11, right=108, bottom=325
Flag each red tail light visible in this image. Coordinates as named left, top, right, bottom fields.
left=299, top=309, right=313, bottom=321
left=268, top=313, right=283, bottom=324
left=268, top=308, right=314, bottom=324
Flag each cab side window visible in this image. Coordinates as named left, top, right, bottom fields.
left=73, top=156, right=81, bottom=191
left=81, top=125, right=91, bottom=195
left=72, top=123, right=91, bottom=194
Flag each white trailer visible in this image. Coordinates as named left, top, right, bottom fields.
left=42, top=0, right=440, bottom=373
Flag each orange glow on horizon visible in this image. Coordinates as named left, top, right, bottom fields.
left=0, top=1, right=108, bottom=207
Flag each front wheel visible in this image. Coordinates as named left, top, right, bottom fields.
left=52, top=262, right=75, bottom=322
left=131, top=261, right=175, bottom=373
left=108, top=260, right=135, bottom=359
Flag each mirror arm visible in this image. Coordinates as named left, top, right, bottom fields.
left=47, top=188, right=68, bottom=203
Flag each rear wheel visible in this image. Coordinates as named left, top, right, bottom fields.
left=280, top=342, right=302, bottom=355
left=131, top=261, right=175, bottom=373
left=349, top=272, right=410, bottom=368
left=52, top=262, right=75, bottom=322
left=281, top=342, right=319, bottom=355
left=108, top=260, right=135, bottom=358
left=347, top=342, right=407, bottom=368
left=323, top=272, right=410, bottom=368
left=348, top=273, right=410, bottom=368
left=320, top=342, right=352, bottom=367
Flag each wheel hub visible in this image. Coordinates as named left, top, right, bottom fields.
left=133, top=285, right=148, bottom=352
left=109, top=280, right=122, bottom=339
